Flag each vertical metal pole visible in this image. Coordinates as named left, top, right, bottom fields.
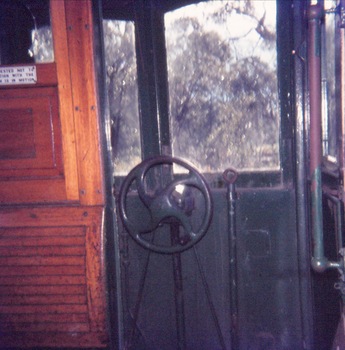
left=308, top=3, right=342, bottom=272
left=171, top=222, right=186, bottom=350
left=293, top=0, right=315, bottom=346
left=223, top=168, right=238, bottom=349
left=228, top=181, right=238, bottom=350
left=308, top=3, right=328, bottom=272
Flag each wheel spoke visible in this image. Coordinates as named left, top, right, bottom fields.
left=118, top=156, right=213, bottom=254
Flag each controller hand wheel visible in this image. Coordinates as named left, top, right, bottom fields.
left=118, top=156, right=213, bottom=254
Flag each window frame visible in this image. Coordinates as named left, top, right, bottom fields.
left=102, top=0, right=295, bottom=188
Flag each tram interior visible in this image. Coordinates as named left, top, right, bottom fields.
left=0, top=0, right=345, bottom=349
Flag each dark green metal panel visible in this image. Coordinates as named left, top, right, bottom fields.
left=120, top=189, right=233, bottom=350
left=235, top=189, right=304, bottom=349
left=117, top=187, right=329, bottom=350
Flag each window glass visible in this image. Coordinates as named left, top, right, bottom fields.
left=321, top=0, right=340, bottom=163
left=165, top=0, right=279, bottom=172
left=0, top=0, right=53, bottom=64
left=102, top=20, right=141, bottom=175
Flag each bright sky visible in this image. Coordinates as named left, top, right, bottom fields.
left=165, top=0, right=277, bottom=67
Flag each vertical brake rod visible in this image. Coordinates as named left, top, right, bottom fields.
left=308, top=2, right=343, bottom=272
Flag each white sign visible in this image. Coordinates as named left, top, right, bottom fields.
left=0, top=66, right=37, bottom=85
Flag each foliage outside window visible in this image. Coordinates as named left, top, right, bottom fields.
left=166, top=1, right=279, bottom=172
left=103, top=20, right=141, bottom=175
left=103, top=0, right=280, bottom=175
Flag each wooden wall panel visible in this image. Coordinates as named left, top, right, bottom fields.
left=0, top=206, right=108, bottom=348
left=0, top=86, right=67, bottom=204
left=0, top=87, right=63, bottom=176
left=64, top=0, right=105, bottom=205
left=0, top=226, right=89, bottom=335
left=0, top=0, right=109, bottom=347
left=0, top=108, right=35, bottom=159
left=0, top=179, right=67, bottom=204
left=0, top=0, right=106, bottom=206
left=51, top=0, right=80, bottom=201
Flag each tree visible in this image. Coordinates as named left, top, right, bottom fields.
left=103, top=0, right=279, bottom=174
left=103, top=20, right=141, bottom=174
left=166, top=1, right=278, bottom=171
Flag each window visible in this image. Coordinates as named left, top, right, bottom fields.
left=166, top=1, right=279, bottom=172
left=0, top=0, right=53, bottom=65
left=321, top=0, right=342, bottom=164
left=102, top=20, right=141, bottom=175
left=103, top=0, right=281, bottom=176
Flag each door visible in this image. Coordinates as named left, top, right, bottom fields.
left=99, top=0, right=343, bottom=349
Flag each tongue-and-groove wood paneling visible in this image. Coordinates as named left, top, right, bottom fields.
left=0, top=0, right=109, bottom=347
left=0, top=206, right=108, bottom=348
